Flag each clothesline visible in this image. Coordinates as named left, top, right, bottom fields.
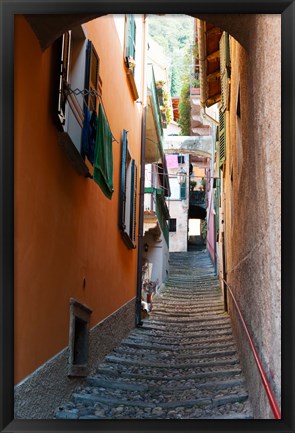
left=64, top=85, right=119, bottom=143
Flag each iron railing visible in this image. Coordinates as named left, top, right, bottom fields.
left=221, top=277, right=281, bottom=419
left=144, top=187, right=169, bottom=247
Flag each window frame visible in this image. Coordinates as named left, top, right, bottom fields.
left=55, top=30, right=104, bottom=178
left=169, top=218, right=177, bottom=233
left=125, top=14, right=136, bottom=67
left=119, top=130, right=137, bottom=249
left=58, top=31, right=71, bottom=126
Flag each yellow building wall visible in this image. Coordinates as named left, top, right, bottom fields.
left=14, top=15, right=143, bottom=384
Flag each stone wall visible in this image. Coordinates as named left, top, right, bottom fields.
left=224, top=15, right=281, bottom=418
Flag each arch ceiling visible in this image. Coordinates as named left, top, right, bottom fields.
left=25, top=13, right=251, bottom=52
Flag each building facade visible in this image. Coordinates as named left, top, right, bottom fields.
left=14, top=14, right=147, bottom=418
left=197, top=15, right=281, bottom=418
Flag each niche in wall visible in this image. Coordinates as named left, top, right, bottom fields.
left=68, top=298, right=92, bottom=377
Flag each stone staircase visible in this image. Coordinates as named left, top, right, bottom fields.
left=55, top=250, right=253, bottom=419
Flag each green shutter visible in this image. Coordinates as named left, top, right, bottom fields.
left=214, top=177, right=221, bottom=238
left=129, top=160, right=137, bottom=243
left=180, top=181, right=186, bottom=200
left=126, top=14, right=136, bottom=60
left=58, top=31, right=71, bottom=126
left=219, top=32, right=230, bottom=112
left=119, top=130, right=137, bottom=249
left=84, top=41, right=99, bottom=111
left=119, top=130, right=128, bottom=232
left=219, top=32, right=230, bottom=168
left=219, top=109, right=226, bottom=167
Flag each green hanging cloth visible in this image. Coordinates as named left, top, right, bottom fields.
left=93, top=103, right=114, bottom=199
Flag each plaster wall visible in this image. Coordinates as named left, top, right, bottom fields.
left=142, top=232, right=169, bottom=288
left=14, top=15, right=144, bottom=384
left=168, top=200, right=188, bottom=252
left=223, top=15, right=281, bottom=418
left=167, top=156, right=189, bottom=252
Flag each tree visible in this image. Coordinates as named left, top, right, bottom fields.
left=177, top=45, right=192, bottom=136
left=178, top=81, right=191, bottom=135
left=170, top=65, right=181, bottom=96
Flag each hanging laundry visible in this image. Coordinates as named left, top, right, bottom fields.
left=93, top=104, right=114, bottom=199
left=81, top=105, right=97, bottom=165
left=166, top=154, right=179, bottom=169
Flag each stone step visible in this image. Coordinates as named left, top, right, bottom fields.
left=142, top=316, right=231, bottom=326
left=112, top=346, right=237, bottom=360
left=125, top=336, right=236, bottom=349
left=104, top=354, right=240, bottom=369
left=121, top=339, right=235, bottom=352
left=86, top=375, right=246, bottom=393
left=95, top=365, right=243, bottom=381
left=151, top=306, right=225, bottom=314
left=71, top=388, right=249, bottom=410
left=87, top=374, right=245, bottom=391
left=141, top=319, right=231, bottom=330
left=130, top=329, right=234, bottom=340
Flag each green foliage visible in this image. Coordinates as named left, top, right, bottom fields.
left=201, top=219, right=207, bottom=240
left=156, top=81, right=172, bottom=127
left=148, top=15, right=194, bottom=56
left=148, top=15, right=194, bottom=96
left=170, top=66, right=181, bottom=96
left=178, top=80, right=191, bottom=135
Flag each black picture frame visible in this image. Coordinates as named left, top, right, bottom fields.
left=1, top=1, right=294, bottom=432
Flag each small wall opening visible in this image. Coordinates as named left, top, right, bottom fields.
left=73, top=317, right=88, bottom=365
left=68, top=298, right=92, bottom=377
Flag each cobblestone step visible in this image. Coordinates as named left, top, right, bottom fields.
left=95, top=364, right=243, bottom=380
left=54, top=250, right=253, bottom=420
left=87, top=372, right=245, bottom=389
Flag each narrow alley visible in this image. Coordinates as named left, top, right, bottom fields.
left=55, top=250, right=253, bottom=420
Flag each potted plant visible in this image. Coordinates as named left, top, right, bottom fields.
left=125, top=56, right=136, bottom=70
left=190, top=180, right=197, bottom=191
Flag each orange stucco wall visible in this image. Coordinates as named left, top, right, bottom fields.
left=14, top=15, right=143, bottom=384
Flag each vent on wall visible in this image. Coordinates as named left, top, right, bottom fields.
left=68, top=298, right=92, bottom=377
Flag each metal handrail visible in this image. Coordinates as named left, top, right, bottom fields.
left=221, top=277, right=281, bottom=419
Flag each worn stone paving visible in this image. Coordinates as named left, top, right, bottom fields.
left=55, top=250, right=253, bottom=419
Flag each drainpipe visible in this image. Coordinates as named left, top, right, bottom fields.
left=135, top=106, right=147, bottom=327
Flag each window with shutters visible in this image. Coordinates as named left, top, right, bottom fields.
left=125, top=14, right=136, bottom=71
left=178, top=155, right=185, bottom=165
left=219, top=32, right=231, bottom=112
left=57, top=31, right=71, bottom=126
left=180, top=181, right=187, bottom=200
left=55, top=27, right=103, bottom=177
left=124, top=15, right=139, bottom=100
left=119, top=130, right=138, bottom=249
left=218, top=31, right=230, bottom=168
left=168, top=177, right=186, bottom=201
left=219, top=110, right=226, bottom=168
left=84, top=41, right=102, bottom=112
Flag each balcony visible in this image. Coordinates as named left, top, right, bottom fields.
left=145, top=64, right=164, bottom=164
left=144, top=187, right=170, bottom=247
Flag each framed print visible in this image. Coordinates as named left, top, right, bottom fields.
left=0, top=1, right=294, bottom=432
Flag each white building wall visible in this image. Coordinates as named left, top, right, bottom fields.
left=166, top=154, right=190, bottom=252
left=168, top=200, right=188, bottom=252
left=142, top=232, right=169, bottom=290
